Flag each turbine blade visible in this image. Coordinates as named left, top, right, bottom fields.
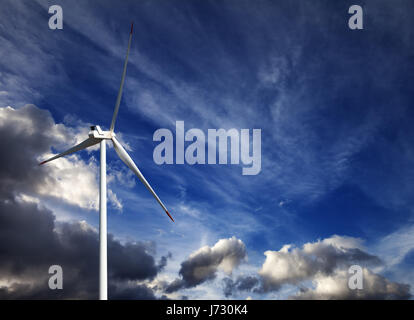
left=110, top=23, right=133, bottom=132
left=39, top=137, right=100, bottom=165
left=111, top=136, right=174, bottom=222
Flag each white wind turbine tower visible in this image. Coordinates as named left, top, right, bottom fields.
left=39, top=23, right=174, bottom=300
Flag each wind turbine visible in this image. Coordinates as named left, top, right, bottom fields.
left=39, top=23, right=174, bottom=300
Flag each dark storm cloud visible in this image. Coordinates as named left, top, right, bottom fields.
left=166, top=237, right=246, bottom=293
left=165, top=278, right=186, bottom=294
left=109, top=283, right=157, bottom=300
left=108, top=238, right=159, bottom=281
left=0, top=105, right=60, bottom=199
left=0, top=105, right=169, bottom=299
left=157, top=252, right=172, bottom=272
left=0, top=195, right=170, bottom=299
left=223, top=276, right=260, bottom=297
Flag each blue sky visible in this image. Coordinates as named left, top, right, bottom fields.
left=1, top=0, right=414, bottom=299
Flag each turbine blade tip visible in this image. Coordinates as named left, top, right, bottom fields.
left=38, top=160, right=47, bottom=166
left=166, top=210, right=174, bottom=222
left=130, top=22, right=134, bottom=34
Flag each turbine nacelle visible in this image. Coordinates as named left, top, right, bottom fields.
left=89, top=125, right=114, bottom=140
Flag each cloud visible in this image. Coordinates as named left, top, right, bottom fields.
left=223, top=235, right=410, bottom=299
left=223, top=276, right=260, bottom=297
left=37, top=154, right=101, bottom=210
left=374, top=223, right=414, bottom=269
left=0, top=105, right=65, bottom=199
left=292, top=268, right=411, bottom=300
left=109, top=282, right=158, bottom=300
left=166, top=236, right=246, bottom=292
left=259, top=235, right=381, bottom=292
left=0, top=105, right=120, bottom=210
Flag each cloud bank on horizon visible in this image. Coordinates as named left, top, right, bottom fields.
left=1, top=0, right=414, bottom=299
left=0, top=105, right=412, bottom=299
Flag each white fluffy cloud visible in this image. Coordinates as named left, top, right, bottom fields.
left=221, top=235, right=410, bottom=299
left=293, top=268, right=410, bottom=300
left=37, top=153, right=101, bottom=210
left=259, top=235, right=380, bottom=291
